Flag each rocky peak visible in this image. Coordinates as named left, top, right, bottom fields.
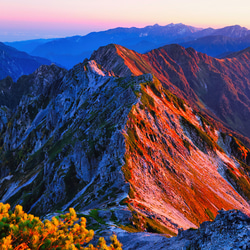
left=183, top=209, right=250, bottom=249
left=27, top=63, right=67, bottom=96
left=90, top=44, right=133, bottom=76
left=213, top=25, right=250, bottom=38
left=91, top=43, right=250, bottom=139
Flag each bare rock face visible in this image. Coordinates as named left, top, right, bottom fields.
left=120, top=76, right=250, bottom=235
left=0, top=64, right=66, bottom=109
left=90, top=44, right=133, bottom=77
left=185, top=209, right=250, bottom=250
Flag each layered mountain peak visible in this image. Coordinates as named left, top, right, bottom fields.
left=213, top=25, right=250, bottom=38
left=90, top=44, right=137, bottom=76
left=0, top=64, right=66, bottom=109
left=91, top=43, right=250, bottom=139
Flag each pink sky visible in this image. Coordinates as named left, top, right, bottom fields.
left=1, top=0, right=250, bottom=41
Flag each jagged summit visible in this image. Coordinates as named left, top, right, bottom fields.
left=119, top=209, right=250, bottom=249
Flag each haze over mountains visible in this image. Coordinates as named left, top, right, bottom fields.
left=1, top=39, right=250, bottom=249
left=0, top=42, right=51, bottom=81
left=5, top=23, right=250, bottom=69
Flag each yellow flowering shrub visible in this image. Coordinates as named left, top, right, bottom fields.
left=0, top=203, right=122, bottom=250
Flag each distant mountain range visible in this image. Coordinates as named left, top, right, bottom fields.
left=180, top=34, right=250, bottom=57
left=0, top=42, right=51, bottom=81
left=5, top=23, right=250, bottom=69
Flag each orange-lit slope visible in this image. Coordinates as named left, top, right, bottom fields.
left=122, top=77, right=250, bottom=234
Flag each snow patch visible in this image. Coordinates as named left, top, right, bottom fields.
left=88, top=60, right=106, bottom=76
left=139, top=33, right=148, bottom=37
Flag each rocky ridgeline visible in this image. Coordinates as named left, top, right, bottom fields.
left=118, top=209, right=250, bottom=250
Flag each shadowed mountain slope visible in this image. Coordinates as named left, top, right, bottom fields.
left=180, top=34, right=250, bottom=57
left=0, top=64, right=66, bottom=109
left=0, top=42, right=51, bottom=81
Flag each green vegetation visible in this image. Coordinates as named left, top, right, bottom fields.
left=183, top=139, right=191, bottom=152
left=125, top=127, right=143, bottom=157
left=122, top=163, right=132, bottom=182
left=238, top=160, right=250, bottom=175
left=225, top=165, right=250, bottom=201
left=141, top=87, right=155, bottom=108
left=145, top=217, right=176, bottom=235
left=180, top=116, right=223, bottom=153
left=119, top=224, right=139, bottom=233
left=205, top=208, right=215, bottom=220
left=125, top=204, right=176, bottom=236
left=197, top=113, right=214, bottom=131
left=0, top=203, right=122, bottom=249
left=163, top=89, right=186, bottom=111
left=119, top=198, right=130, bottom=206
left=148, top=81, right=161, bottom=98
left=128, top=187, right=136, bottom=199
left=88, top=209, right=106, bottom=225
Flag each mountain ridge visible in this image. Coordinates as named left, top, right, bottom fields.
left=90, top=43, right=250, bottom=139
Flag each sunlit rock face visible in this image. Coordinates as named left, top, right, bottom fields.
left=0, top=44, right=250, bottom=238
left=122, top=76, right=250, bottom=234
